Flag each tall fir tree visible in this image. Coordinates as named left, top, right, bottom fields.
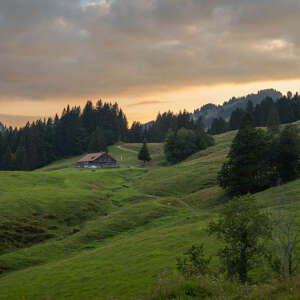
left=276, top=126, right=300, bottom=182
left=218, top=114, right=274, bottom=195
left=138, top=141, right=151, bottom=165
left=229, top=108, right=245, bottom=130
left=88, top=128, right=107, bottom=153
left=267, top=107, right=280, bottom=133
left=209, top=117, right=228, bottom=135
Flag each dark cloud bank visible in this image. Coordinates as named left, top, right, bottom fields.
left=0, top=0, right=299, bottom=102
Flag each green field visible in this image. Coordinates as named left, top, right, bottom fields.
left=1, top=131, right=300, bottom=299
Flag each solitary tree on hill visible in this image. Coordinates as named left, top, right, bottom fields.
left=138, top=141, right=151, bottom=165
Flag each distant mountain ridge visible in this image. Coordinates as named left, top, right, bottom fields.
left=192, top=89, right=283, bottom=127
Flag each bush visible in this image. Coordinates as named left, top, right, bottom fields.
left=209, top=194, right=271, bottom=283
left=176, top=244, right=211, bottom=278
left=164, top=128, right=214, bottom=164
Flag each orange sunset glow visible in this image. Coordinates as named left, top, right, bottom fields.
left=0, top=0, right=300, bottom=126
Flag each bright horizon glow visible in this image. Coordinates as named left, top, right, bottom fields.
left=1, top=78, right=300, bottom=127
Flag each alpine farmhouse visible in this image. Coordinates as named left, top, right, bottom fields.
left=77, top=152, right=117, bottom=169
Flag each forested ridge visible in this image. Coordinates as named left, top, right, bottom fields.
left=209, top=92, right=300, bottom=134
left=193, top=88, right=283, bottom=127
left=1, top=91, right=300, bottom=171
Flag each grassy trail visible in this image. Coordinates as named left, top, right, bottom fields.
left=116, top=144, right=138, bottom=153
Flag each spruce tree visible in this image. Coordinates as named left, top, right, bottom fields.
left=138, top=141, right=151, bottom=165
left=88, top=128, right=107, bottom=153
left=267, top=107, right=280, bottom=133
left=246, top=100, right=254, bottom=116
left=15, top=146, right=26, bottom=170
left=276, top=126, right=300, bottom=182
left=209, top=117, right=228, bottom=135
left=2, top=146, right=12, bottom=170
left=229, top=108, right=245, bottom=130
left=218, top=114, right=274, bottom=195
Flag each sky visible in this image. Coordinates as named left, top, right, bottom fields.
left=0, top=0, right=300, bottom=126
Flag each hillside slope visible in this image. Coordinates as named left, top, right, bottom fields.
left=0, top=129, right=300, bottom=299
left=37, top=143, right=165, bottom=171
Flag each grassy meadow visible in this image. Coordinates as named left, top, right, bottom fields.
left=1, top=129, right=300, bottom=299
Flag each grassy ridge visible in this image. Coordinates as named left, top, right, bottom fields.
left=138, top=131, right=236, bottom=196
left=1, top=128, right=300, bottom=299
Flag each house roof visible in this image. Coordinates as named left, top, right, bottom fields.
left=77, top=152, right=106, bottom=163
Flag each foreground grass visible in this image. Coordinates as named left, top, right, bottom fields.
left=1, top=128, right=300, bottom=299
left=0, top=210, right=216, bottom=300
left=0, top=168, right=146, bottom=254
left=2, top=176, right=300, bottom=299
left=143, top=273, right=300, bottom=300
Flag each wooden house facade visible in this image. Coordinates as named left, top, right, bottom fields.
left=77, top=152, right=117, bottom=169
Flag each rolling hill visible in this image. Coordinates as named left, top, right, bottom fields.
left=0, top=128, right=300, bottom=299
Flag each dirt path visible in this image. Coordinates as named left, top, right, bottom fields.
left=116, top=145, right=138, bottom=153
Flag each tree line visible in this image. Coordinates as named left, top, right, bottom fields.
left=135, top=111, right=215, bottom=165
left=0, top=100, right=128, bottom=170
left=218, top=113, right=300, bottom=196
left=208, top=93, right=300, bottom=135
left=127, top=110, right=198, bottom=143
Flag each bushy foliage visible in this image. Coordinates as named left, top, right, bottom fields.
left=209, top=194, right=271, bottom=283
left=268, top=208, right=300, bottom=279
left=176, top=244, right=211, bottom=278
left=164, top=127, right=214, bottom=164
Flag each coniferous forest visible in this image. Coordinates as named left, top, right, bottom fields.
left=1, top=92, right=300, bottom=171
left=0, top=101, right=128, bottom=170
left=209, top=93, right=300, bottom=134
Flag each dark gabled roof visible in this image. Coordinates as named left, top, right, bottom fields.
left=77, top=152, right=106, bottom=163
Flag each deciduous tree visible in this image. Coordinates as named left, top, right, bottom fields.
left=209, top=194, right=271, bottom=283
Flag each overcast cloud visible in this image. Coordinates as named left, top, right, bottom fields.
left=0, top=0, right=299, bottom=102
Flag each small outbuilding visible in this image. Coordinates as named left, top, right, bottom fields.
left=77, top=152, right=117, bottom=169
